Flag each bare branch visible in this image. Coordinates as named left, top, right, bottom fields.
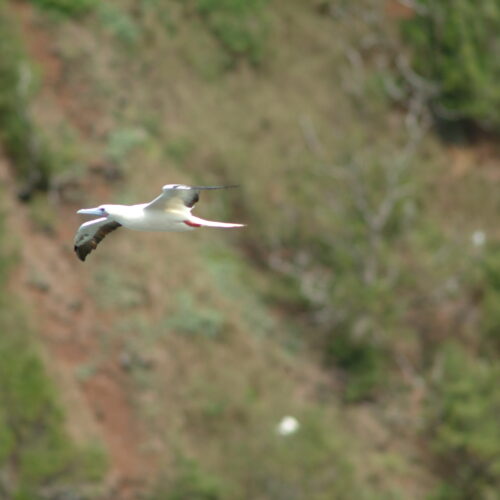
left=396, top=54, right=439, bottom=96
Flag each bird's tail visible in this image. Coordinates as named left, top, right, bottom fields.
left=185, top=214, right=245, bottom=228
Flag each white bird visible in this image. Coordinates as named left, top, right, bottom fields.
left=74, top=183, right=244, bottom=261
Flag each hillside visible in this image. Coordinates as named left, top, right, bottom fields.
left=1, top=1, right=500, bottom=499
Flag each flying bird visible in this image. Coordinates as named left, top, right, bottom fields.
left=74, top=184, right=244, bottom=261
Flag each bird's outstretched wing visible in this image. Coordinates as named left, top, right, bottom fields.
left=74, top=218, right=121, bottom=261
left=144, top=184, right=238, bottom=212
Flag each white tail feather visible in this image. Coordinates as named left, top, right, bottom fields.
left=188, top=215, right=245, bottom=228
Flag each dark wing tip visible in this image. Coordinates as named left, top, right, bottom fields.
left=185, top=192, right=199, bottom=208
left=74, top=221, right=121, bottom=262
left=74, top=244, right=88, bottom=261
left=182, top=184, right=239, bottom=208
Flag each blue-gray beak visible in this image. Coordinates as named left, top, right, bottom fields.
left=77, top=207, right=103, bottom=216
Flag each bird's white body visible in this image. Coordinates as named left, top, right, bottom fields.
left=74, top=184, right=244, bottom=261
left=103, top=204, right=192, bottom=232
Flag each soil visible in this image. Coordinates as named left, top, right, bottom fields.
left=2, top=5, right=158, bottom=494
left=1, top=155, right=156, bottom=498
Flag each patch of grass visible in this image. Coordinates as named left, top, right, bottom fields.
left=148, top=387, right=364, bottom=500
left=0, top=216, right=17, bottom=285
left=149, top=456, right=226, bottom=500
left=0, top=215, right=106, bottom=498
left=105, top=126, right=149, bottom=165
left=479, top=244, right=500, bottom=350
left=97, top=3, right=141, bottom=46
left=164, top=137, right=195, bottom=164
left=207, top=409, right=363, bottom=499
left=93, top=266, right=150, bottom=309
left=28, top=194, right=57, bottom=234
left=426, top=342, right=500, bottom=498
left=192, top=0, right=270, bottom=66
left=29, top=0, right=97, bottom=17
left=165, top=291, right=225, bottom=339
left=202, top=244, right=276, bottom=337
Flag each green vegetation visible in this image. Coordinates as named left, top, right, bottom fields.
left=427, top=343, right=500, bottom=499
left=0, top=213, right=106, bottom=499
left=29, top=0, right=97, bottom=17
left=149, top=409, right=362, bottom=500
left=97, top=3, right=141, bottom=46
left=0, top=1, right=51, bottom=195
left=327, top=331, right=387, bottom=402
left=166, top=292, right=225, bottom=338
left=192, top=0, right=270, bottom=65
left=0, top=332, right=106, bottom=498
left=1, top=0, right=500, bottom=498
left=480, top=245, right=500, bottom=349
left=0, top=0, right=87, bottom=197
left=105, top=127, right=148, bottom=165
left=403, top=0, right=500, bottom=131
left=149, top=457, right=225, bottom=500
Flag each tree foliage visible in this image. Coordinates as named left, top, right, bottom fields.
left=427, top=343, right=500, bottom=499
left=403, top=0, right=500, bottom=131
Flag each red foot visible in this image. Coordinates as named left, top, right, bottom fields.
left=184, top=220, right=201, bottom=227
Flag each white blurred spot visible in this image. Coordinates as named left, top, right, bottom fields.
left=276, top=416, right=300, bottom=436
left=471, top=230, right=486, bottom=247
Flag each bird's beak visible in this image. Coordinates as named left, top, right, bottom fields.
left=77, top=207, right=103, bottom=216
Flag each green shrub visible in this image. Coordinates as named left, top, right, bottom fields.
left=148, top=410, right=363, bottom=500
left=0, top=211, right=106, bottom=497
left=403, top=0, right=500, bottom=131
left=105, top=127, right=148, bottom=164
left=220, top=409, right=362, bottom=499
left=97, top=3, right=141, bottom=45
left=477, top=245, right=500, bottom=349
left=0, top=2, right=55, bottom=196
left=0, top=315, right=106, bottom=498
left=426, top=342, right=500, bottom=498
left=267, top=152, right=415, bottom=401
left=166, top=292, right=225, bottom=339
left=195, top=0, right=270, bottom=65
left=327, top=330, right=386, bottom=402
left=29, top=0, right=97, bottom=17
left=149, top=457, right=225, bottom=500
left=0, top=336, right=106, bottom=497
left=165, top=137, right=195, bottom=164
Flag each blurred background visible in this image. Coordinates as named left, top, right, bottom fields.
left=1, top=0, right=500, bottom=498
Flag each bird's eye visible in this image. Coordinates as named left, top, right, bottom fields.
left=100, top=208, right=106, bottom=213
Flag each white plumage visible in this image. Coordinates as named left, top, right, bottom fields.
left=74, top=184, right=244, bottom=261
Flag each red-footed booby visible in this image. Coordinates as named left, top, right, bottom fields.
left=74, top=184, right=244, bottom=261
